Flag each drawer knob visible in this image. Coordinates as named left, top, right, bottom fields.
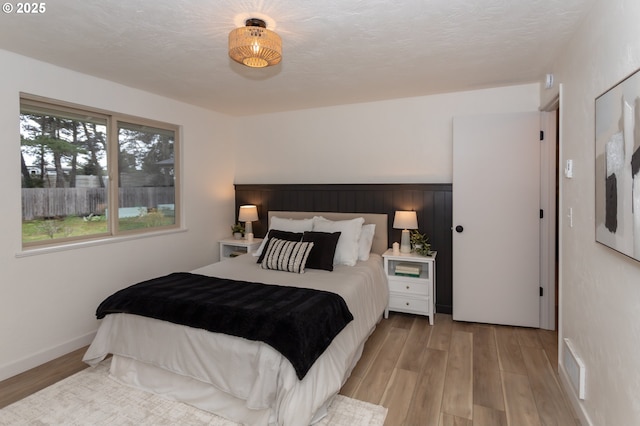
left=406, top=285, right=410, bottom=290
left=406, top=302, right=410, bottom=306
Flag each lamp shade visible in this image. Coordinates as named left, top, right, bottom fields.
left=229, top=18, right=282, bottom=68
left=238, top=205, right=259, bottom=222
left=393, top=211, right=418, bottom=230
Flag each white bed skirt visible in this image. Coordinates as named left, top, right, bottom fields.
left=110, top=355, right=275, bottom=425
left=108, top=341, right=366, bottom=426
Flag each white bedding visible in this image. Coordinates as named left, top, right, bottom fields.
left=83, top=252, right=388, bottom=426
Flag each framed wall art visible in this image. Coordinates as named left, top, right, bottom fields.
left=595, top=68, right=640, bottom=261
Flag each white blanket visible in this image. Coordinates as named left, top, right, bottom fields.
left=83, top=253, right=388, bottom=426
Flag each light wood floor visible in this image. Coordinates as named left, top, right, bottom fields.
left=1, top=313, right=578, bottom=425
left=0, top=346, right=89, bottom=409
left=340, top=313, right=579, bottom=426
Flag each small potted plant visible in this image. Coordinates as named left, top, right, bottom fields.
left=231, top=223, right=245, bottom=239
left=410, top=230, right=432, bottom=256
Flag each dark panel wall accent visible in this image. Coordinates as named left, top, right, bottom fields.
left=235, top=183, right=453, bottom=314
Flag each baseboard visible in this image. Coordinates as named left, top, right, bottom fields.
left=0, top=331, right=96, bottom=382
left=558, top=362, right=593, bottom=426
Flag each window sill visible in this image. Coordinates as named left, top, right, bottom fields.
left=15, top=227, right=187, bottom=258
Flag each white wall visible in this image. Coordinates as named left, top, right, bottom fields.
left=0, top=50, right=237, bottom=380
left=234, top=83, right=540, bottom=184
left=547, top=0, right=640, bottom=424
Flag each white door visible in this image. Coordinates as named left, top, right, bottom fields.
left=452, top=112, right=540, bottom=327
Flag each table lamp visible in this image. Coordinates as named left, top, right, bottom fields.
left=393, top=210, right=418, bottom=253
left=238, top=205, right=259, bottom=236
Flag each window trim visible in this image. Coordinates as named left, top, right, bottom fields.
left=15, top=227, right=187, bottom=258
left=20, top=93, right=182, bottom=250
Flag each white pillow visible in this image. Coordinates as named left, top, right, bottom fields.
left=312, top=216, right=364, bottom=266
left=358, top=224, right=376, bottom=261
left=253, top=216, right=314, bottom=257
left=270, top=216, right=314, bottom=232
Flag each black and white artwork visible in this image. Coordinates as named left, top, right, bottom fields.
left=595, top=68, right=640, bottom=261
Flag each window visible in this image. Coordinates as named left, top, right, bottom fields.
left=20, top=95, right=179, bottom=248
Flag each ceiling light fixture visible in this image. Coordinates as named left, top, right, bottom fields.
left=228, top=18, right=282, bottom=68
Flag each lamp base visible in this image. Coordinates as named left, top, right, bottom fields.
left=400, top=229, right=411, bottom=253
left=244, top=221, right=253, bottom=235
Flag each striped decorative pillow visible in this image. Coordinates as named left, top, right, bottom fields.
left=261, top=238, right=314, bottom=274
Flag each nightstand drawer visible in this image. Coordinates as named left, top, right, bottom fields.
left=388, top=280, right=428, bottom=296
left=388, top=295, right=429, bottom=315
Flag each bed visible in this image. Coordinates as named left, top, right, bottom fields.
left=83, top=211, right=389, bottom=426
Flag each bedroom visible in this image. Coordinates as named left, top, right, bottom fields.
left=0, top=0, right=639, bottom=424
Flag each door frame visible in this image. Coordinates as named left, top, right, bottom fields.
left=540, top=95, right=560, bottom=330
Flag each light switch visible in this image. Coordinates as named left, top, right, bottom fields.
left=564, top=159, right=573, bottom=178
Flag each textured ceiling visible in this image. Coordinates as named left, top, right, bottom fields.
left=0, top=0, right=596, bottom=116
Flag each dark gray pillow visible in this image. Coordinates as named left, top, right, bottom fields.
left=302, top=231, right=341, bottom=271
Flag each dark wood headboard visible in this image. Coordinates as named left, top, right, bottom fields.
left=235, top=183, right=453, bottom=315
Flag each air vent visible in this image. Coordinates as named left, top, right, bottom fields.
left=563, top=338, right=586, bottom=400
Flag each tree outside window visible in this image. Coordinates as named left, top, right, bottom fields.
left=20, top=96, right=179, bottom=247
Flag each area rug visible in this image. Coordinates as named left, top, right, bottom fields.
left=0, top=361, right=387, bottom=425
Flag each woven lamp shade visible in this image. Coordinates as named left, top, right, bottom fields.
left=229, top=19, right=282, bottom=68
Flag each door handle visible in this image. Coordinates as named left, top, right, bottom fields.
left=455, top=225, right=464, bottom=233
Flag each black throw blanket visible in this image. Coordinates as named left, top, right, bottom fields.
left=96, top=272, right=354, bottom=379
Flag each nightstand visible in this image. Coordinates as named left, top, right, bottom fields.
left=219, top=237, right=263, bottom=261
left=382, top=249, right=437, bottom=325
